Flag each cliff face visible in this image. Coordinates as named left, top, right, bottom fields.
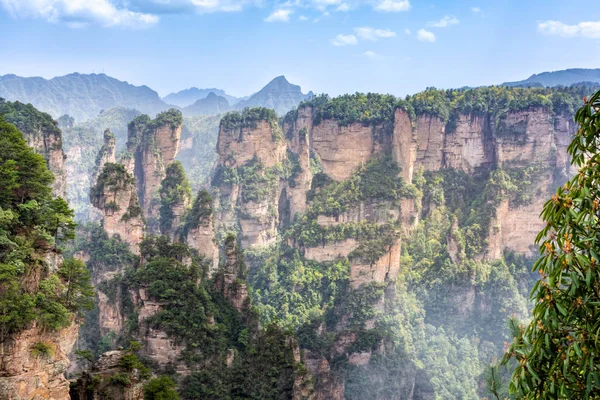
left=93, top=129, right=117, bottom=182
left=214, top=235, right=249, bottom=312
left=0, top=323, right=78, bottom=400
left=214, top=112, right=287, bottom=249
left=125, top=110, right=183, bottom=232
left=70, top=350, right=144, bottom=400
left=90, top=163, right=144, bottom=254
left=0, top=100, right=67, bottom=197
left=185, top=190, right=219, bottom=274
left=211, top=96, right=579, bottom=398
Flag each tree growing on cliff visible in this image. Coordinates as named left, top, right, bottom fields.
left=58, top=257, right=94, bottom=316
left=502, top=89, right=600, bottom=398
left=159, top=161, right=192, bottom=235
left=0, top=116, right=92, bottom=340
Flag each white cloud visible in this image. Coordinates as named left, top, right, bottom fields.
left=355, top=27, right=396, bottom=41
left=331, top=33, right=357, bottom=46
left=0, top=0, right=159, bottom=28
left=313, top=10, right=329, bottom=22
left=427, top=15, right=459, bottom=28
left=363, top=51, right=379, bottom=59
left=265, top=8, right=292, bottom=21
left=374, top=0, right=410, bottom=12
left=404, top=28, right=411, bottom=35
left=298, top=14, right=308, bottom=20
left=417, top=29, right=435, bottom=42
left=471, top=7, right=481, bottom=14
left=134, top=0, right=259, bottom=13
left=336, top=3, right=350, bottom=11
left=538, top=20, right=600, bottom=39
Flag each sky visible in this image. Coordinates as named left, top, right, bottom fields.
left=0, top=0, right=599, bottom=98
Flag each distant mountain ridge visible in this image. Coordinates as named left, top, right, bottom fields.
left=183, top=92, right=231, bottom=116
left=0, top=73, right=311, bottom=121
left=163, top=87, right=241, bottom=108
left=234, top=75, right=314, bottom=116
left=503, top=68, right=600, bottom=87
left=0, top=73, right=172, bottom=122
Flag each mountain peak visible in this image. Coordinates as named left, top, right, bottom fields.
left=234, top=76, right=311, bottom=115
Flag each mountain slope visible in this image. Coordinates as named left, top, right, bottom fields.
left=235, top=75, right=313, bottom=115
left=0, top=73, right=172, bottom=121
left=503, top=68, right=600, bottom=87
left=163, top=87, right=240, bottom=107
left=182, top=92, right=231, bottom=116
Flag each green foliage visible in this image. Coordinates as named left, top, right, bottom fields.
left=57, top=257, right=94, bottom=315
left=405, top=85, right=597, bottom=128
left=182, top=189, right=213, bottom=238
left=0, top=99, right=62, bottom=146
left=159, top=161, right=192, bottom=235
left=221, top=107, right=278, bottom=130
left=109, top=372, right=131, bottom=386
left=75, top=349, right=95, bottom=363
left=31, top=341, right=54, bottom=358
left=90, top=163, right=135, bottom=203
left=213, top=157, right=283, bottom=204
left=303, top=93, right=409, bottom=129
left=153, top=109, right=183, bottom=131
left=238, top=158, right=280, bottom=203
left=0, top=117, right=85, bottom=340
left=305, top=156, right=417, bottom=217
left=248, top=245, right=350, bottom=329
left=502, top=89, right=600, bottom=398
left=144, top=376, right=181, bottom=400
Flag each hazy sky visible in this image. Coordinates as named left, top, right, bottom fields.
left=1, top=0, right=599, bottom=97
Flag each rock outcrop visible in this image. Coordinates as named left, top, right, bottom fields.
left=125, top=110, right=183, bottom=232
left=185, top=190, right=219, bottom=274
left=90, top=163, right=144, bottom=254
left=0, top=323, right=78, bottom=400
left=0, top=100, right=67, bottom=197
left=158, top=161, right=192, bottom=238
left=70, top=350, right=144, bottom=400
left=214, top=235, right=249, bottom=312
left=93, top=129, right=117, bottom=183
left=214, top=110, right=287, bottom=250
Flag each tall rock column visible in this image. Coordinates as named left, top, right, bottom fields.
left=214, top=109, right=287, bottom=250
left=185, top=189, right=219, bottom=274
left=90, top=163, right=144, bottom=254
left=158, top=161, right=192, bottom=238
left=283, top=106, right=314, bottom=220
left=92, top=129, right=117, bottom=182
left=125, top=110, right=183, bottom=233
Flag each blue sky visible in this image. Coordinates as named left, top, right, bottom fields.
left=0, top=0, right=599, bottom=97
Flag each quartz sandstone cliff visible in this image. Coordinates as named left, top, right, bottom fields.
left=124, top=110, right=183, bottom=232
left=209, top=102, right=576, bottom=399
left=0, top=323, right=78, bottom=400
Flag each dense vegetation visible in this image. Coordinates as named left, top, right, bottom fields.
left=221, top=107, right=279, bottom=133
left=0, top=116, right=92, bottom=340
left=0, top=98, right=62, bottom=144
left=182, top=189, right=213, bottom=238
left=70, top=226, right=311, bottom=398
left=295, top=85, right=599, bottom=140
left=501, top=89, right=600, bottom=398
left=159, top=161, right=192, bottom=235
